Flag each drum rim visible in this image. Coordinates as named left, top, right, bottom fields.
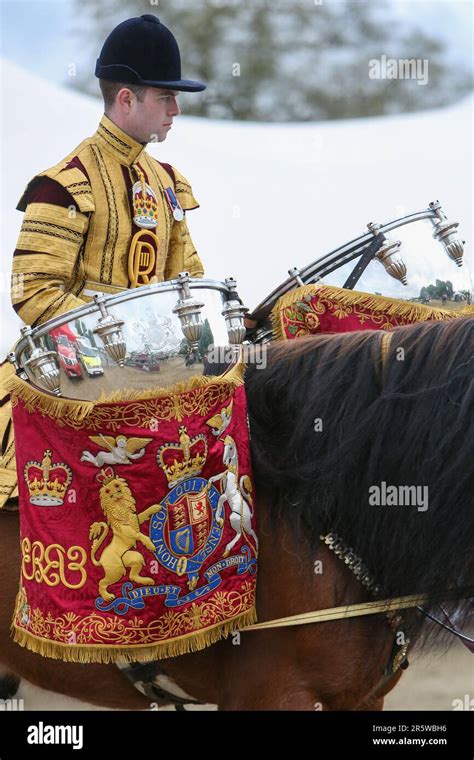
left=251, top=206, right=439, bottom=316
left=14, top=277, right=233, bottom=361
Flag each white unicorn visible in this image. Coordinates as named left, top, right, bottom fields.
left=207, top=435, right=258, bottom=557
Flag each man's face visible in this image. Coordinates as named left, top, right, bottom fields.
left=124, top=87, right=181, bottom=144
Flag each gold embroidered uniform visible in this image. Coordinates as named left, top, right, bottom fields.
left=0, top=114, right=205, bottom=507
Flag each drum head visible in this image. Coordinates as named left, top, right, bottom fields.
left=16, top=280, right=240, bottom=401
left=251, top=206, right=471, bottom=321
left=321, top=218, right=470, bottom=303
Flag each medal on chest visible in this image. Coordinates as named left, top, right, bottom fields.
left=132, top=179, right=159, bottom=229
left=164, top=186, right=185, bottom=222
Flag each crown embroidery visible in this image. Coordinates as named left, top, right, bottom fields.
left=157, top=426, right=208, bottom=487
left=96, top=466, right=115, bottom=485
left=132, top=179, right=159, bottom=228
left=24, top=449, right=73, bottom=506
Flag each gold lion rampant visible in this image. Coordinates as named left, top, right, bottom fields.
left=89, top=467, right=162, bottom=602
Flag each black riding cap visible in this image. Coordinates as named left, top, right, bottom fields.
left=95, top=14, right=206, bottom=93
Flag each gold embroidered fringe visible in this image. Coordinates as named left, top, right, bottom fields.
left=270, top=284, right=461, bottom=341
left=6, top=360, right=245, bottom=426
left=11, top=606, right=256, bottom=664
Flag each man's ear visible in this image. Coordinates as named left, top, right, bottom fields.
left=116, top=88, right=133, bottom=111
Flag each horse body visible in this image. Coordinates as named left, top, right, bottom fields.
left=0, top=318, right=472, bottom=709
left=0, top=498, right=399, bottom=710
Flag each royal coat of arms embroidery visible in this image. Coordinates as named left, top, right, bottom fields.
left=10, top=376, right=258, bottom=662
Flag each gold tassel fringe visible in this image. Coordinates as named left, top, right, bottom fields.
left=6, top=359, right=245, bottom=425
left=270, top=284, right=461, bottom=341
left=11, top=606, right=256, bottom=664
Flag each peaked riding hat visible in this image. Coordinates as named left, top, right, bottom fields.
left=95, top=14, right=206, bottom=93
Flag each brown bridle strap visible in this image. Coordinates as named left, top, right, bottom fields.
left=239, top=586, right=474, bottom=631
left=380, top=330, right=393, bottom=371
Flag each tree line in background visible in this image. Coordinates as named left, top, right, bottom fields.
left=418, top=280, right=470, bottom=304
left=73, top=0, right=472, bottom=122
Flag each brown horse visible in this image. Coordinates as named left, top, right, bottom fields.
left=0, top=317, right=472, bottom=710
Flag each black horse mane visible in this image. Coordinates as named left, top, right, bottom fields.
left=242, top=317, right=474, bottom=647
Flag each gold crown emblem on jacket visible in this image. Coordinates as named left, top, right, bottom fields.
left=157, top=426, right=208, bottom=487
left=24, top=449, right=73, bottom=506
left=132, top=180, right=159, bottom=229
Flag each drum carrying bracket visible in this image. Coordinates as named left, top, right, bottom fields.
left=288, top=267, right=305, bottom=287
left=342, top=232, right=387, bottom=290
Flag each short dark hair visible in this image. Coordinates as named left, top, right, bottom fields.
left=99, top=79, right=147, bottom=111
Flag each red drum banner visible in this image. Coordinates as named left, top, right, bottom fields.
left=8, top=365, right=257, bottom=663
left=270, top=284, right=461, bottom=339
